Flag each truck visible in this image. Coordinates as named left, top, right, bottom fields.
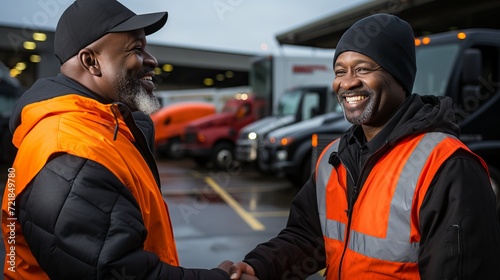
left=151, top=102, right=216, bottom=159
left=311, top=29, right=500, bottom=211
left=182, top=93, right=265, bottom=170
left=235, top=53, right=337, bottom=171
left=258, top=111, right=349, bottom=187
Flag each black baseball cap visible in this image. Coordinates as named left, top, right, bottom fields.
left=55, top=0, right=168, bottom=64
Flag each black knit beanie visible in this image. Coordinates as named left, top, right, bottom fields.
left=333, top=13, right=416, bottom=95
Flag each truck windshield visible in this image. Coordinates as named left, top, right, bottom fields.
left=249, top=58, right=271, bottom=114
left=413, top=43, right=460, bottom=96
left=222, top=102, right=239, bottom=113
left=276, top=90, right=301, bottom=116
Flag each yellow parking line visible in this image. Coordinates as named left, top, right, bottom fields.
left=205, top=177, right=265, bottom=231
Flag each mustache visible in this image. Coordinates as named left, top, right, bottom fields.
left=138, top=67, right=155, bottom=77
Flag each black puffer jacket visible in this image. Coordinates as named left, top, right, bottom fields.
left=13, top=74, right=230, bottom=279
left=243, top=94, right=500, bottom=280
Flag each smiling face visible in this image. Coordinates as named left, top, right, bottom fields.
left=333, top=51, right=406, bottom=140
left=90, top=29, right=160, bottom=114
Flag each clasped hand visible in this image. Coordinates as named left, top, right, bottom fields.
left=217, top=260, right=258, bottom=280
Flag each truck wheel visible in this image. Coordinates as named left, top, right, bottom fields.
left=289, top=156, right=312, bottom=188
left=489, top=165, right=500, bottom=216
left=286, top=155, right=312, bottom=188
left=299, top=156, right=313, bottom=187
left=284, top=172, right=298, bottom=186
left=166, top=138, right=184, bottom=159
left=211, top=142, right=234, bottom=170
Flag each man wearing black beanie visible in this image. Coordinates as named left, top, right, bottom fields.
left=231, top=13, right=500, bottom=280
left=333, top=13, right=416, bottom=96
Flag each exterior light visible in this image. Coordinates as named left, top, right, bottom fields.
left=204, top=78, right=214, bottom=86
left=30, top=55, right=41, bottom=63
left=23, top=41, right=36, bottom=50
left=15, top=62, right=27, bottom=71
left=216, top=74, right=225, bottom=81
left=33, top=32, right=47, bottom=41
left=162, top=64, right=173, bottom=72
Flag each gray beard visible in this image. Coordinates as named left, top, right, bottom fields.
left=131, top=89, right=161, bottom=115
left=117, top=74, right=160, bottom=115
left=337, top=91, right=374, bottom=125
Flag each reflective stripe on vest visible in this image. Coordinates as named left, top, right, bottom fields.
left=316, top=132, right=450, bottom=263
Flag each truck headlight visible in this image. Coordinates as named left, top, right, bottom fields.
left=248, top=132, right=257, bottom=140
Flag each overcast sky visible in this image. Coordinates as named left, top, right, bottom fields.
left=1, top=0, right=372, bottom=55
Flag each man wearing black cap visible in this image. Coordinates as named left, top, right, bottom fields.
left=1, top=0, right=255, bottom=279
left=230, top=13, right=500, bottom=279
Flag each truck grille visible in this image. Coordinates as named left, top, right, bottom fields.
left=184, top=132, right=197, bottom=143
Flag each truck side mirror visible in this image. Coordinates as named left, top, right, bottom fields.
left=461, top=48, right=483, bottom=109
left=462, top=48, right=482, bottom=84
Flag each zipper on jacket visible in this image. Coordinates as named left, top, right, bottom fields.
left=332, top=154, right=357, bottom=280
left=338, top=182, right=356, bottom=280
left=335, top=142, right=390, bottom=279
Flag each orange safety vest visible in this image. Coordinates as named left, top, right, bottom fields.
left=2, top=95, right=179, bottom=279
left=315, top=132, right=487, bottom=279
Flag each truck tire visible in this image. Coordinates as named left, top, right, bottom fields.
left=166, top=138, right=184, bottom=159
left=211, top=142, right=234, bottom=170
left=285, top=155, right=312, bottom=188
left=300, top=156, right=312, bottom=187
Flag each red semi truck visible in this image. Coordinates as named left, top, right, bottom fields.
left=181, top=94, right=264, bottom=169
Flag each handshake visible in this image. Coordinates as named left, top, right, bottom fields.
left=218, top=260, right=258, bottom=280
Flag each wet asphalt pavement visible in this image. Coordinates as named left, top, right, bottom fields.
left=159, top=158, right=324, bottom=279
left=0, top=159, right=324, bottom=279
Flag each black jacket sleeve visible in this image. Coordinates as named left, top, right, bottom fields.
left=18, top=153, right=229, bottom=280
left=418, top=149, right=500, bottom=280
left=243, top=174, right=326, bottom=280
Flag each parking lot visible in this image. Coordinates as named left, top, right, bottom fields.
left=159, top=158, right=324, bottom=279
left=0, top=158, right=324, bottom=279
